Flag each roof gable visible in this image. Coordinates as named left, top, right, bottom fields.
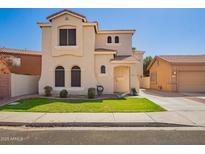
left=39, top=10, right=136, bottom=34
left=147, top=55, right=205, bottom=70
left=0, top=48, right=41, bottom=56
left=47, top=9, right=87, bottom=22
left=159, top=55, right=205, bottom=63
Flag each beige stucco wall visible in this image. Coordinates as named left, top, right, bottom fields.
left=130, top=62, right=139, bottom=92
left=133, top=51, right=144, bottom=87
left=150, top=58, right=205, bottom=92
left=173, top=64, right=205, bottom=71
left=133, top=51, right=144, bottom=77
left=141, top=77, right=150, bottom=89
left=94, top=54, right=114, bottom=94
left=39, top=15, right=98, bottom=95
left=95, top=33, right=133, bottom=55
left=149, top=58, right=173, bottom=91
left=111, top=62, right=139, bottom=93
left=11, top=73, right=39, bottom=97
left=39, top=12, right=142, bottom=95
left=51, top=14, right=84, bottom=57
left=95, top=54, right=140, bottom=94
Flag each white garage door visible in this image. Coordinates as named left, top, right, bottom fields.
left=178, top=71, right=205, bottom=92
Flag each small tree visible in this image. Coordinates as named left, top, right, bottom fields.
left=0, top=53, right=20, bottom=74
left=0, top=54, right=13, bottom=70
left=143, top=56, right=153, bottom=76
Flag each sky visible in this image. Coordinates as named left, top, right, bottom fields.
left=0, top=8, right=205, bottom=57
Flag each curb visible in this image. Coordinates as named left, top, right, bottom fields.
left=0, top=122, right=196, bottom=127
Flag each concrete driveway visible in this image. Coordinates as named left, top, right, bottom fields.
left=140, top=89, right=205, bottom=111
left=140, top=89, right=205, bottom=126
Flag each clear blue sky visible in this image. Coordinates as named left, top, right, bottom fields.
left=0, top=8, right=205, bottom=57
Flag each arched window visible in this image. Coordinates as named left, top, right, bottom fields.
left=55, top=66, right=65, bottom=87
left=101, top=65, right=106, bottom=74
left=115, top=36, right=119, bottom=43
left=71, top=66, right=81, bottom=87
left=107, top=36, right=112, bottom=43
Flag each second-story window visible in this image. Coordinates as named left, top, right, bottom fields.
left=59, top=29, right=76, bottom=46
left=115, top=36, right=119, bottom=43
left=107, top=36, right=112, bottom=44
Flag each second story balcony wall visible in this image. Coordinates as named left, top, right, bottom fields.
left=95, top=31, right=134, bottom=56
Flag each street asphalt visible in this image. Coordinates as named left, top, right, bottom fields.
left=0, top=127, right=205, bottom=145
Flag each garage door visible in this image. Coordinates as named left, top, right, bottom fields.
left=178, top=71, right=205, bottom=92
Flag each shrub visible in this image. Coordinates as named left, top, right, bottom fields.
left=44, top=86, right=53, bottom=96
left=60, top=89, right=68, bottom=98
left=131, top=88, right=138, bottom=96
left=88, top=88, right=96, bottom=99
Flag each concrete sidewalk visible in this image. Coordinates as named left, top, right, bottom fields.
left=0, top=111, right=205, bottom=127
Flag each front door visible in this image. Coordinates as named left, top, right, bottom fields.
left=114, top=66, right=130, bottom=93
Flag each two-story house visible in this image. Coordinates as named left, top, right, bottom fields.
left=38, top=10, right=144, bottom=95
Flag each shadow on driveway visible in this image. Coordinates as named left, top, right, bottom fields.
left=141, top=89, right=205, bottom=98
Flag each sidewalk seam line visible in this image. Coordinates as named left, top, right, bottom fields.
left=32, top=113, right=47, bottom=123
left=175, top=111, right=198, bottom=126
left=145, top=113, right=156, bottom=122
left=112, top=113, right=116, bottom=122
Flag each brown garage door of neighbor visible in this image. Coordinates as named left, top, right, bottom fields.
left=0, top=74, right=11, bottom=99
left=177, top=71, right=205, bottom=92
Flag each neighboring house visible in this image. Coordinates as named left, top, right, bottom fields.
left=147, top=55, right=205, bottom=92
left=0, top=48, right=41, bottom=98
left=0, top=48, right=41, bottom=75
left=38, top=10, right=144, bottom=95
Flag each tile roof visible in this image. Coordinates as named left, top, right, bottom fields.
left=95, top=48, right=117, bottom=52
left=158, top=55, right=205, bottom=63
left=147, top=54, right=205, bottom=70
left=0, top=48, right=41, bottom=56
left=112, top=55, right=136, bottom=61
left=98, top=30, right=135, bottom=34
left=47, top=9, right=87, bottom=21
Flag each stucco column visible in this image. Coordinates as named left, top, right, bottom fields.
left=130, top=63, right=139, bottom=93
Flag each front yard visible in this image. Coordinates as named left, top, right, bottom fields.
left=0, top=98, right=166, bottom=113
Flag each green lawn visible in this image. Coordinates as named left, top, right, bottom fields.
left=0, top=98, right=166, bottom=113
